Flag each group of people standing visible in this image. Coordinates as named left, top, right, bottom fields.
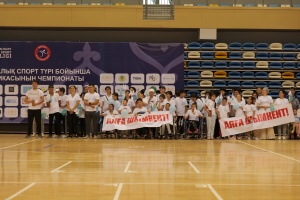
left=24, top=79, right=300, bottom=140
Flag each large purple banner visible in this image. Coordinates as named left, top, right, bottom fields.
left=0, top=42, right=184, bottom=123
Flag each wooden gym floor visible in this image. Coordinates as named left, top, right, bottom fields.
left=0, top=134, right=299, bottom=200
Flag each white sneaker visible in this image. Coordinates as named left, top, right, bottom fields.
left=247, top=137, right=251, bottom=140
left=53, top=134, right=57, bottom=138
left=32, top=133, right=36, bottom=137
left=253, top=137, right=259, bottom=140
left=282, top=136, right=286, bottom=140
left=41, top=133, right=44, bottom=137
left=61, top=134, right=67, bottom=138
left=277, top=136, right=281, bottom=140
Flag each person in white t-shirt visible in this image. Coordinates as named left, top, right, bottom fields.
left=157, top=94, right=166, bottom=111
left=133, top=98, right=149, bottom=139
left=66, top=85, right=81, bottom=138
left=163, top=91, right=175, bottom=108
left=160, top=103, right=176, bottom=139
left=204, top=92, right=217, bottom=140
left=58, top=87, right=67, bottom=136
left=78, top=92, right=86, bottom=138
left=24, top=80, right=45, bottom=138
left=84, top=84, right=101, bottom=139
left=175, top=90, right=188, bottom=138
left=243, top=96, right=258, bottom=140
left=101, top=86, right=113, bottom=113
left=112, top=92, right=121, bottom=111
left=124, top=90, right=135, bottom=111
left=45, top=85, right=61, bottom=138
left=217, top=97, right=230, bottom=138
left=230, top=94, right=246, bottom=140
left=274, top=89, right=289, bottom=140
left=256, top=87, right=275, bottom=140
left=118, top=99, right=132, bottom=114
left=184, top=103, right=203, bottom=136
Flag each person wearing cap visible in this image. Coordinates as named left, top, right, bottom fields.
left=46, top=85, right=61, bottom=138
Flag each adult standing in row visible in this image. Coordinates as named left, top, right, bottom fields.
left=256, top=87, right=275, bottom=140
left=66, top=85, right=81, bottom=138
left=84, top=84, right=100, bottom=138
left=25, top=80, right=44, bottom=138
left=46, top=85, right=61, bottom=138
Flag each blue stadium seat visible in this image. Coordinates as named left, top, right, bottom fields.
left=201, top=52, right=214, bottom=59
left=283, top=62, right=296, bottom=69
left=255, top=72, right=268, bottom=79
left=268, top=81, right=282, bottom=88
left=296, top=73, right=300, bottom=79
left=213, top=80, right=227, bottom=87
left=229, top=42, right=242, bottom=50
left=215, top=62, right=227, bottom=68
left=229, top=52, right=242, bottom=59
left=242, top=62, right=255, bottom=69
left=242, top=71, right=254, bottom=78
left=187, top=90, right=200, bottom=97
left=269, top=90, right=279, bottom=98
left=283, top=43, right=296, bottom=50
left=228, top=71, right=241, bottom=78
left=255, top=81, right=268, bottom=88
left=186, top=80, right=199, bottom=87
left=188, top=42, right=201, bottom=49
left=298, top=63, right=300, bottom=69
left=283, top=53, right=296, bottom=60
left=228, top=80, right=241, bottom=87
left=201, top=42, right=214, bottom=50
left=296, top=92, right=300, bottom=99
left=188, top=61, right=201, bottom=68
left=256, top=43, right=269, bottom=50
left=269, top=62, right=282, bottom=69
left=269, top=53, right=282, bottom=60
left=187, top=71, right=200, bottom=78
left=184, top=72, right=186, bottom=78
left=229, top=61, right=242, bottom=68
left=184, top=52, right=187, bottom=59
left=201, top=61, right=214, bottom=68
left=297, top=44, right=300, bottom=50
left=241, top=81, right=255, bottom=88
left=242, top=42, right=255, bottom=50
left=256, top=52, right=269, bottom=59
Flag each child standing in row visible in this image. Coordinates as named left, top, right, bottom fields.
left=243, top=96, right=258, bottom=140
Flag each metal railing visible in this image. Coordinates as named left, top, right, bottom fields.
left=0, top=0, right=299, bottom=6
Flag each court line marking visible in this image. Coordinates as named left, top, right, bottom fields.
left=187, top=161, right=200, bottom=174
left=237, top=141, right=300, bottom=163
left=2, top=171, right=300, bottom=176
left=1, top=182, right=300, bottom=186
left=113, top=183, right=124, bottom=200
left=5, top=182, right=36, bottom=200
left=0, top=139, right=40, bottom=150
left=51, top=161, right=72, bottom=173
left=0, top=160, right=296, bottom=164
left=123, top=161, right=131, bottom=173
left=207, top=184, right=223, bottom=200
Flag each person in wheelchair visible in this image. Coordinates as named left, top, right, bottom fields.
left=160, top=103, right=176, bottom=139
left=184, top=103, right=203, bottom=137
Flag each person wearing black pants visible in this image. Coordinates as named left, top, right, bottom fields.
left=66, top=85, right=81, bottom=138
left=58, top=88, right=67, bottom=136
left=46, top=85, right=61, bottom=138
left=84, top=84, right=100, bottom=139
left=24, top=79, right=45, bottom=138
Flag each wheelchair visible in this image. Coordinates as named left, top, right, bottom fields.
left=182, top=117, right=203, bottom=140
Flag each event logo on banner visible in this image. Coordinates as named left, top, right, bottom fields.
left=219, top=104, right=295, bottom=136
left=0, top=42, right=183, bottom=123
left=103, top=111, right=173, bottom=131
